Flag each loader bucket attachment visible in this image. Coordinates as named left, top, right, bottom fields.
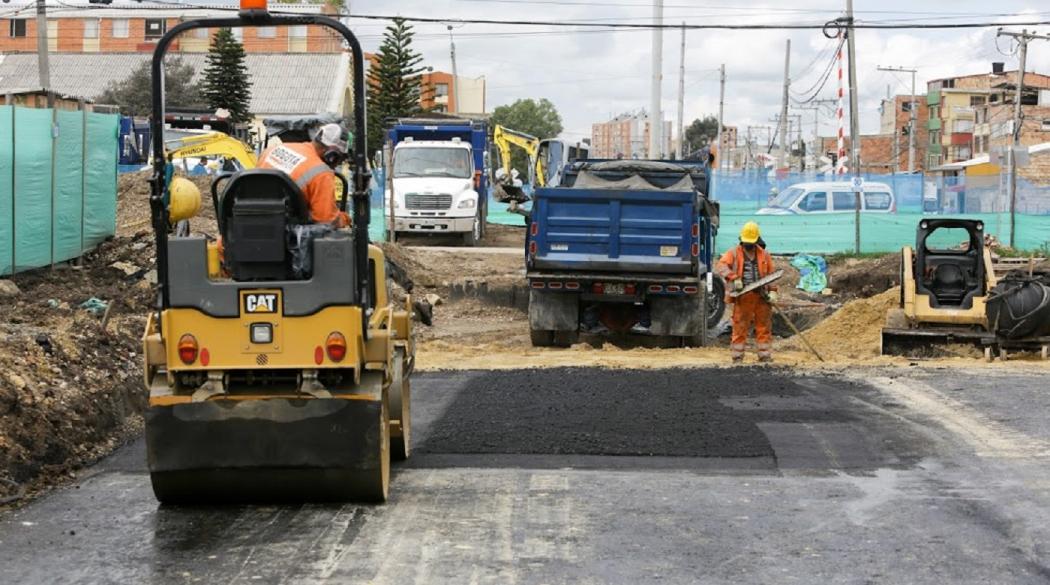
left=880, top=327, right=986, bottom=358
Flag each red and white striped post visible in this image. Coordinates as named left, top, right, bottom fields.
left=835, top=33, right=847, bottom=175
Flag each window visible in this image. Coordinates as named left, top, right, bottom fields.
left=231, top=27, right=244, bottom=41
left=954, top=119, right=974, bottom=133
left=193, top=27, right=209, bottom=39
left=928, top=153, right=942, bottom=167
left=928, top=105, right=939, bottom=118
left=864, top=192, right=892, bottom=211
left=434, top=83, right=449, bottom=98
left=112, top=18, right=129, bottom=39
left=258, top=26, right=276, bottom=38
left=832, top=191, right=857, bottom=211
left=9, top=19, right=27, bottom=38
left=929, top=130, right=940, bottom=145
left=289, top=25, right=307, bottom=38
left=970, top=95, right=986, bottom=107
left=145, top=18, right=167, bottom=40
left=800, top=192, right=827, bottom=212
left=84, top=19, right=99, bottom=39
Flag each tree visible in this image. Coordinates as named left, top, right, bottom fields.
left=366, top=18, right=427, bottom=151
left=684, top=115, right=720, bottom=159
left=97, top=57, right=201, bottom=117
left=202, top=28, right=253, bottom=123
left=489, top=98, right=563, bottom=176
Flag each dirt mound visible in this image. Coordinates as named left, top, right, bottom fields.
left=779, top=287, right=900, bottom=359
left=828, top=254, right=900, bottom=299
left=0, top=231, right=155, bottom=504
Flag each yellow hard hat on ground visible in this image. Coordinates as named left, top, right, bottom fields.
left=740, top=221, right=761, bottom=244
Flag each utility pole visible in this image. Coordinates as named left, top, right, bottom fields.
left=676, top=23, right=686, bottom=160
left=996, top=28, right=1050, bottom=247
left=447, top=26, right=460, bottom=114
left=877, top=65, right=918, bottom=173
left=779, top=39, right=791, bottom=169
left=845, top=0, right=862, bottom=253
left=717, top=63, right=726, bottom=170
left=36, top=0, right=50, bottom=90
left=649, top=0, right=664, bottom=159
left=744, top=126, right=752, bottom=170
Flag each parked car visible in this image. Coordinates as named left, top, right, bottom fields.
left=756, top=181, right=895, bottom=215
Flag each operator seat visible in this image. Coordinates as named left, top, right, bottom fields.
left=930, top=262, right=968, bottom=306
left=218, top=169, right=311, bottom=281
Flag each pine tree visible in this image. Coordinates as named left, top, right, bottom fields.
left=366, top=18, right=428, bottom=151
left=202, top=28, right=253, bottom=123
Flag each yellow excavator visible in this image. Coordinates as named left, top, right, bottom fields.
left=165, top=131, right=258, bottom=171
left=142, top=1, right=413, bottom=503
left=493, top=124, right=539, bottom=205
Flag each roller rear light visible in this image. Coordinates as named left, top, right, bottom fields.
left=624, top=284, right=636, bottom=295
left=692, top=223, right=700, bottom=237
left=530, top=222, right=538, bottom=236
left=326, top=332, right=347, bottom=362
left=529, top=241, right=537, bottom=255
left=648, top=285, right=663, bottom=293
left=177, top=334, right=198, bottom=365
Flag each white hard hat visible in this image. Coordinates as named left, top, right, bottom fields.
left=313, top=123, right=350, bottom=152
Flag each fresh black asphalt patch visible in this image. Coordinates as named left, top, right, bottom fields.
left=414, top=368, right=881, bottom=462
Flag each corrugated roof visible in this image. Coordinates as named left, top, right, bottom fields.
left=0, top=52, right=349, bottom=115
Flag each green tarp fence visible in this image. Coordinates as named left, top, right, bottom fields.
left=0, top=105, right=118, bottom=276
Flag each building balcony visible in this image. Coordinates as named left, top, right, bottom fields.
left=949, top=132, right=973, bottom=146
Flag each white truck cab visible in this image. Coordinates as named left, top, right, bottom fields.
left=387, top=138, right=482, bottom=245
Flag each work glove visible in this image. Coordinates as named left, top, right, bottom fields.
left=733, top=279, right=744, bottom=292
left=766, top=291, right=779, bottom=305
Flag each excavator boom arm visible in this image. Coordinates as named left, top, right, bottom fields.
left=165, top=132, right=258, bottom=170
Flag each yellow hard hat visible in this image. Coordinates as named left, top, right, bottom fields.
left=168, top=177, right=202, bottom=223
left=740, top=221, right=761, bottom=244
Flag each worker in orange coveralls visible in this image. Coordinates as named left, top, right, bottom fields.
left=716, top=221, right=778, bottom=363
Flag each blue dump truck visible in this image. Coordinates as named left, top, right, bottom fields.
left=525, top=160, right=724, bottom=347
left=386, top=118, right=490, bottom=245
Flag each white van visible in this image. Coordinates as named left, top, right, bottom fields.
left=756, top=181, right=895, bottom=215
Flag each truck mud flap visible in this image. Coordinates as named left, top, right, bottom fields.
left=650, top=295, right=704, bottom=337
left=529, top=289, right=579, bottom=331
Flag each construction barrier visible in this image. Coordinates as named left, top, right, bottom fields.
left=368, top=168, right=1050, bottom=255
left=0, top=105, right=119, bottom=276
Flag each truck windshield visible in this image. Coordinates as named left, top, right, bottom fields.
left=768, top=187, right=805, bottom=208
left=393, top=148, right=472, bottom=179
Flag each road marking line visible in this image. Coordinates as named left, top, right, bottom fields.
left=862, top=375, right=1050, bottom=459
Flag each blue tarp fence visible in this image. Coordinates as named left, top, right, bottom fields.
left=0, top=105, right=119, bottom=276
left=367, top=166, right=1050, bottom=255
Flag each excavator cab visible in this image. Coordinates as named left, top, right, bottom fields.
left=141, top=2, right=414, bottom=503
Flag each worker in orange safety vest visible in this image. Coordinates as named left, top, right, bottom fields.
left=258, top=123, right=351, bottom=227
left=716, top=221, right=778, bottom=363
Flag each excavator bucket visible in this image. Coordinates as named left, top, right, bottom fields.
left=494, top=183, right=530, bottom=204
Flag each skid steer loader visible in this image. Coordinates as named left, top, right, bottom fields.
left=880, top=218, right=997, bottom=357
left=141, top=2, right=414, bottom=503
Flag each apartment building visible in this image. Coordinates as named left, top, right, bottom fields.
left=926, top=64, right=1050, bottom=167
left=0, top=3, right=342, bottom=54
left=591, top=110, right=672, bottom=159
left=877, top=94, right=929, bottom=171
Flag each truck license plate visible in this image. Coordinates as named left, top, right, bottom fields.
left=660, top=246, right=679, bottom=257
left=605, top=283, right=625, bottom=295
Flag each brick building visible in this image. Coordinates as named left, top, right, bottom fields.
left=878, top=94, right=929, bottom=171
left=591, top=110, right=672, bottom=159
left=818, top=134, right=901, bottom=174
left=926, top=65, right=1050, bottom=167
left=0, top=3, right=342, bottom=55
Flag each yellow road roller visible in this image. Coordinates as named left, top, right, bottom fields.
left=141, top=3, right=414, bottom=503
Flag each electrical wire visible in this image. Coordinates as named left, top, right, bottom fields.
left=791, top=35, right=845, bottom=105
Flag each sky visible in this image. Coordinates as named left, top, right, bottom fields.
left=346, top=0, right=1050, bottom=145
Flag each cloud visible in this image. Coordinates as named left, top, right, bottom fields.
left=352, top=0, right=1049, bottom=142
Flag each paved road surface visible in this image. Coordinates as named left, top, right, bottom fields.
left=2, top=367, right=1050, bottom=584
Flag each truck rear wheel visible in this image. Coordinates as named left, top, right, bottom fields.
left=530, top=329, right=554, bottom=347
left=552, top=330, right=579, bottom=347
